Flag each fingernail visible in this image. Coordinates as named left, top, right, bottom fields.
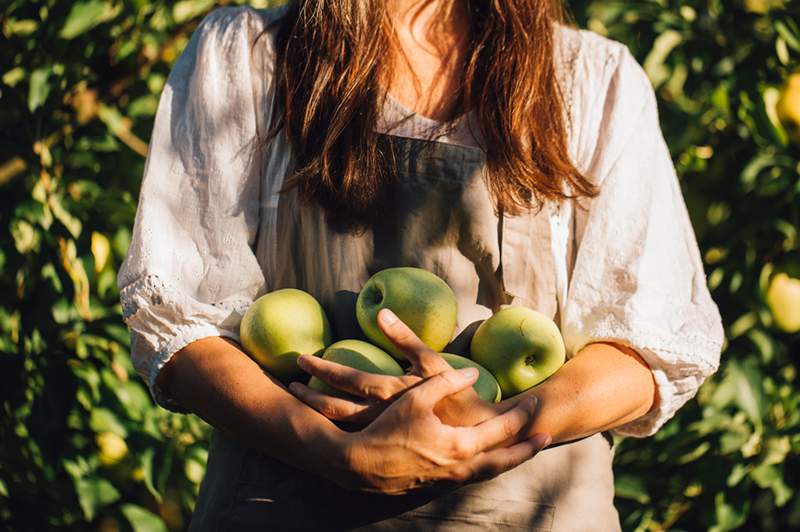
left=288, top=382, right=300, bottom=393
left=460, top=367, right=479, bottom=380
left=379, top=309, right=398, bottom=325
left=296, top=355, right=308, bottom=368
left=528, top=396, right=539, bottom=409
left=535, top=433, right=552, bottom=449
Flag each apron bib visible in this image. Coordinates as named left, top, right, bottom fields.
left=191, top=135, right=620, bottom=531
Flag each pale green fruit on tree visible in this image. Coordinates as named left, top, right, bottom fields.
left=470, top=307, right=566, bottom=398
left=439, top=352, right=502, bottom=403
left=308, top=339, right=405, bottom=397
left=743, top=0, right=785, bottom=14
left=240, top=288, right=332, bottom=382
left=96, top=432, right=128, bottom=466
left=767, top=273, right=800, bottom=334
left=777, top=73, right=800, bottom=146
left=356, top=267, right=457, bottom=360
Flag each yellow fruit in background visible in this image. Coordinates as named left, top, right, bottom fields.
left=159, top=492, right=185, bottom=531
left=96, top=432, right=128, bottom=466
left=131, top=466, right=146, bottom=482
left=184, top=459, right=205, bottom=484
left=767, top=273, right=800, bottom=333
left=91, top=231, right=111, bottom=273
left=776, top=73, right=800, bottom=145
left=96, top=515, right=120, bottom=532
left=744, top=0, right=784, bottom=14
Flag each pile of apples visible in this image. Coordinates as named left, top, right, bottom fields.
left=239, top=267, right=566, bottom=402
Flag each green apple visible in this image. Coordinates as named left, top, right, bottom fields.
left=356, top=267, right=457, bottom=360
left=308, top=339, right=404, bottom=397
left=470, top=307, right=565, bottom=398
left=439, top=353, right=501, bottom=403
left=777, top=73, right=800, bottom=146
left=240, top=288, right=332, bottom=381
left=766, top=273, right=800, bottom=334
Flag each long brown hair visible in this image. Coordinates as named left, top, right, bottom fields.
left=265, top=1, right=595, bottom=228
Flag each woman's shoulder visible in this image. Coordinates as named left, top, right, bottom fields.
left=555, top=25, right=651, bottom=107
left=554, top=25, right=656, bottom=173
left=196, top=5, right=289, bottom=36
left=187, top=5, right=289, bottom=62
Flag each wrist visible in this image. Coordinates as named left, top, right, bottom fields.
left=315, top=426, right=363, bottom=488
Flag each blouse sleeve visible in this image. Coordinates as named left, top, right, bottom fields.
left=562, top=43, right=725, bottom=437
left=117, top=7, right=276, bottom=409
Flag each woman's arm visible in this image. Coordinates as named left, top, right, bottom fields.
left=292, top=310, right=657, bottom=444
left=514, top=341, right=657, bottom=444
left=158, top=337, right=348, bottom=480
left=157, top=334, right=546, bottom=494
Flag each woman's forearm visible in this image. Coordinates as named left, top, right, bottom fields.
left=520, top=342, right=658, bottom=444
left=157, top=336, right=544, bottom=494
left=157, top=337, right=349, bottom=481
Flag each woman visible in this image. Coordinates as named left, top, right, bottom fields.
left=118, top=1, right=724, bottom=530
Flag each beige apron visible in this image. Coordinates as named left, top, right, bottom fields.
left=191, top=135, right=621, bottom=531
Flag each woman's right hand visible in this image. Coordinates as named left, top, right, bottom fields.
left=334, top=367, right=550, bottom=495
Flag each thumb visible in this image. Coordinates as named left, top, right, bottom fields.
left=377, top=309, right=451, bottom=375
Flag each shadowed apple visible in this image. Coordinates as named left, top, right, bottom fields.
left=767, top=272, right=800, bottom=333
left=470, top=307, right=565, bottom=398
left=240, top=288, right=332, bottom=382
left=308, top=339, right=404, bottom=398
left=439, top=352, right=502, bottom=403
left=356, top=267, right=457, bottom=360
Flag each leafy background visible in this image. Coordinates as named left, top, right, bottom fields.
left=1, top=0, right=798, bottom=530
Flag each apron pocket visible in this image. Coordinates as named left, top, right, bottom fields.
left=500, top=210, right=559, bottom=320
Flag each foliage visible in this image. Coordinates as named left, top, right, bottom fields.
left=569, top=1, right=800, bottom=530
left=0, top=0, right=798, bottom=530
left=0, top=1, right=278, bottom=530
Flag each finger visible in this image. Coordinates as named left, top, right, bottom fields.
left=298, top=354, right=406, bottom=401
left=460, top=396, right=540, bottom=454
left=404, top=368, right=479, bottom=411
left=449, top=433, right=551, bottom=484
left=288, top=382, right=384, bottom=423
left=377, top=309, right=451, bottom=375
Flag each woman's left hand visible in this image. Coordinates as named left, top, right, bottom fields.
left=290, top=309, right=524, bottom=429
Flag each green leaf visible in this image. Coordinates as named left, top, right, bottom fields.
left=27, top=67, right=52, bottom=112
left=750, top=464, right=793, bottom=506
left=173, top=0, right=216, bottom=24
left=140, top=446, right=162, bottom=502
left=89, top=407, right=128, bottom=437
left=115, top=381, right=151, bottom=421
left=615, top=474, right=651, bottom=504
left=59, top=0, right=117, bottom=40
left=119, top=503, right=167, bottom=532
left=49, top=194, right=83, bottom=238
left=711, top=492, right=748, bottom=532
left=75, top=476, right=120, bottom=520
left=775, top=18, right=800, bottom=52
left=643, top=29, right=683, bottom=87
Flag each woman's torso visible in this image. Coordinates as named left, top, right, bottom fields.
left=191, top=124, right=620, bottom=530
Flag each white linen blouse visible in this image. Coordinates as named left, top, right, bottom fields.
left=118, top=6, right=724, bottom=437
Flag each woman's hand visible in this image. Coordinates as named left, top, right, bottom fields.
left=290, top=309, right=523, bottom=428
left=334, top=367, right=549, bottom=495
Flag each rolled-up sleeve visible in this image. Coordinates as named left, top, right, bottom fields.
left=563, top=45, right=725, bottom=437
left=118, top=7, right=274, bottom=409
